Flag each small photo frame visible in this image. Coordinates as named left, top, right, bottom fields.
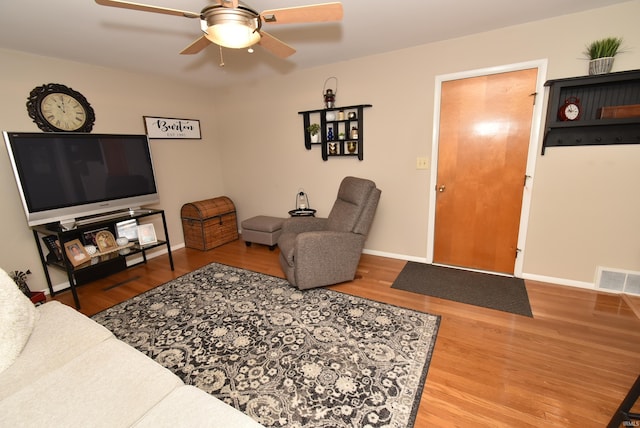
left=95, top=230, right=118, bottom=253
left=82, top=226, right=110, bottom=246
left=116, top=219, right=139, bottom=241
left=137, top=224, right=157, bottom=246
left=64, top=239, right=91, bottom=267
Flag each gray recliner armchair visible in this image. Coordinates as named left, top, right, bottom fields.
left=277, top=176, right=381, bottom=290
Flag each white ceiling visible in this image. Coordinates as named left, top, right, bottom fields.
left=0, top=0, right=630, bottom=89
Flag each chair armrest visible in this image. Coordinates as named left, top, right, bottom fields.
left=281, top=217, right=328, bottom=234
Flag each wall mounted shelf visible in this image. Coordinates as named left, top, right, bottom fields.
left=542, top=69, right=640, bottom=155
left=298, top=104, right=372, bottom=160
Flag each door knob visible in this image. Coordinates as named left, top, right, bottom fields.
left=438, top=185, right=446, bottom=192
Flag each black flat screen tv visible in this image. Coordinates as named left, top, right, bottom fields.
left=3, top=131, right=160, bottom=227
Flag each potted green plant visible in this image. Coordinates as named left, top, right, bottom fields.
left=307, top=123, right=320, bottom=143
left=584, top=37, right=623, bottom=75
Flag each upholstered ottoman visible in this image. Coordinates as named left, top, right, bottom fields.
left=241, top=216, right=284, bottom=251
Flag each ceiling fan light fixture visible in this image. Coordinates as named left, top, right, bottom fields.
left=203, top=7, right=261, bottom=49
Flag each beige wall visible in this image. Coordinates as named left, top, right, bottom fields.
left=1, top=1, right=639, bottom=292
left=0, top=50, right=226, bottom=287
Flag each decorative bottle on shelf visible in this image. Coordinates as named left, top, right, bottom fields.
left=350, top=126, right=358, bottom=139
left=347, top=141, right=357, bottom=153
left=327, top=127, right=334, bottom=141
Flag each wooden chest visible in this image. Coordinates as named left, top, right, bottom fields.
left=181, top=196, right=238, bottom=250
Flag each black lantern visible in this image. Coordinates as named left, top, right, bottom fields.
left=289, top=188, right=316, bottom=217
left=323, top=77, right=337, bottom=109
left=324, top=89, right=335, bottom=109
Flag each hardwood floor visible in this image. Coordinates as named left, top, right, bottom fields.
left=51, top=240, right=640, bottom=427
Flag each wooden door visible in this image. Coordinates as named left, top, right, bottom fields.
left=433, top=68, right=537, bottom=274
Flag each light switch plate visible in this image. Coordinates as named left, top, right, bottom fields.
left=416, top=157, right=429, bottom=170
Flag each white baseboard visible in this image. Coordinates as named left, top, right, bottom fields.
left=40, top=244, right=597, bottom=295
left=362, top=248, right=427, bottom=263
left=363, top=248, right=598, bottom=291
left=520, top=272, right=594, bottom=290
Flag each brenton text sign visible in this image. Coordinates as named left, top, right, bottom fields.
left=143, top=116, right=201, bottom=139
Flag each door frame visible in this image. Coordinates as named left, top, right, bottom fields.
left=426, top=59, right=548, bottom=277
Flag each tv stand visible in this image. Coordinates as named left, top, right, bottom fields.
left=31, top=208, right=174, bottom=309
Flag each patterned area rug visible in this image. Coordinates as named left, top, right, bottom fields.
left=92, top=263, right=440, bottom=428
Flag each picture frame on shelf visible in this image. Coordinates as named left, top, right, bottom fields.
left=115, top=219, right=138, bottom=241
left=82, top=226, right=110, bottom=247
left=137, top=223, right=157, bottom=246
left=64, top=239, right=91, bottom=267
left=95, top=230, right=118, bottom=253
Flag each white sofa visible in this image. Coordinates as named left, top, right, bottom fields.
left=0, top=269, right=264, bottom=428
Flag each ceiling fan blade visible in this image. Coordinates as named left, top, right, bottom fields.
left=258, top=31, right=296, bottom=58
left=95, top=0, right=200, bottom=19
left=261, top=2, right=343, bottom=24
left=180, top=35, right=211, bottom=55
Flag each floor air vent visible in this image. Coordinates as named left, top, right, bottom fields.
left=596, top=267, right=640, bottom=295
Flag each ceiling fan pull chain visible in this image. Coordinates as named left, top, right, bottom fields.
left=219, top=45, right=225, bottom=67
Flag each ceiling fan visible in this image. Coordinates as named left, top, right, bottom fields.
left=95, top=0, right=343, bottom=59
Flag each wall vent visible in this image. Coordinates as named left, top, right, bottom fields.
left=596, top=267, right=640, bottom=295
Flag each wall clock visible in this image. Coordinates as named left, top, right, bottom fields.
left=26, top=83, right=95, bottom=132
left=558, top=96, right=582, bottom=121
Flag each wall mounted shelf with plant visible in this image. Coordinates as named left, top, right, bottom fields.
left=542, top=69, right=640, bottom=154
left=298, top=104, right=372, bottom=160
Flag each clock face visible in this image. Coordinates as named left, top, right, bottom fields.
left=41, top=93, right=87, bottom=131
left=564, top=103, right=580, bottom=120
left=558, top=97, right=582, bottom=121
left=26, top=83, right=95, bottom=133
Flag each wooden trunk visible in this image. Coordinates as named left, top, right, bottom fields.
left=181, top=197, right=238, bottom=250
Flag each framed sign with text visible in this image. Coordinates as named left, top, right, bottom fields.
left=143, top=116, right=201, bottom=139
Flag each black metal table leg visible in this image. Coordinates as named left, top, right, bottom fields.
left=608, top=375, right=640, bottom=428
